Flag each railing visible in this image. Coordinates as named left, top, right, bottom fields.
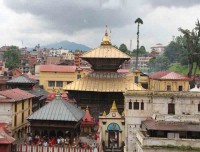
left=136, top=131, right=200, bottom=148
left=12, top=144, right=99, bottom=152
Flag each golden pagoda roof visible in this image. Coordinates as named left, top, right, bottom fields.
left=63, top=72, right=145, bottom=92
left=81, top=30, right=130, bottom=59
left=81, top=46, right=130, bottom=59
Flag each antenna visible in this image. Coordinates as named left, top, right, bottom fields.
left=110, top=29, right=112, bottom=40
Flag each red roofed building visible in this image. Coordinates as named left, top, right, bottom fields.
left=38, top=65, right=90, bottom=92
left=0, top=123, right=15, bottom=152
left=149, top=71, right=190, bottom=91
left=80, top=107, right=95, bottom=135
left=0, top=88, right=35, bottom=139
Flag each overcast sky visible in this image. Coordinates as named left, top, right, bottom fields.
left=0, top=0, right=200, bottom=50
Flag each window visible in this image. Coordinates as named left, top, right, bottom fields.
left=134, top=76, right=139, bottom=84
left=28, top=110, right=30, bottom=115
left=15, top=103, right=17, bottom=112
left=168, top=103, right=175, bottom=114
left=167, top=85, right=171, bottom=91
left=22, top=100, right=24, bottom=110
left=134, top=101, right=139, bottom=110
left=198, top=104, right=200, bottom=112
left=77, top=74, right=81, bottom=79
left=14, top=115, right=17, bottom=126
left=179, top=86, right=183, bottom=91
left=48, top=81, right=55, bottom=87
left=129, top=101, right=132, bottom=109
left=141, top=102, right=144, bottom=110
left=22, top=113, right=24, bottom=123
left=56, top=81, right=63, bottom=87
left=67, top=81, right=73, bottom=84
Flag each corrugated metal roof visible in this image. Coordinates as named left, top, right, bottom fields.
left=28, top=97, right=85, bottom=122
left=28, top=88, right=49, bottom=100
left=0, top=88, right=35, bottom=102
left=63, top=72, right=145, bottom=92
left=81, top=45, right=131, bottom=59
left=142, top=119, right=200, bottom=132
left=7, top=75, right=37, bottom=84
left=40, top=65, right=76, bottom=73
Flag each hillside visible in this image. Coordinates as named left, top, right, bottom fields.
left=41, top=40, right=91, bottom=51
left=169, top=63, right=200, bottom=75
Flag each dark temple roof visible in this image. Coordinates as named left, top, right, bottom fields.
left=7, top=74, right=37, bottom=84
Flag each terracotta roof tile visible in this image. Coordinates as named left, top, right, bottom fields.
left=40, top=65, right=76, bottom=73
left=149, top=71, right=190, bottom=80
left=0, top=88, right=35, bottom=102
left=0, top=123, right=15, bottom=144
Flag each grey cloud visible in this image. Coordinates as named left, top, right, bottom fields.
left=146, top=0, right=200, bottom=7
left=3, top=0, right=137, bottom=34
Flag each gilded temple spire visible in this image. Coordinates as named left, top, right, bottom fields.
left=101, top=25, right=111, bottom=46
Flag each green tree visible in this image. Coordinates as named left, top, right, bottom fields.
left=132, top=46, right=147, bottom=56
left=135, top=18, right=143, bottom=69
left=119, top=43, right=129, bottom=54
left=4, top=46, right=20, bottom=70
left=178, top=20, right=200, bottom=77
left=148, top=56, right=170, bottom=72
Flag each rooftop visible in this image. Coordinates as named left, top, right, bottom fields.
left=149, top=71, right=190, bottom=80
left=7, top=74, right=37, bottom=84
left=63, top=72, right=145, bottom=92
left=28, top=97, right=85, bottom=122
left=39, top=65, right=77, bottom=73
left=142, top=118, right=200, bottom=132
left=0, top=88, right=35, bottom=102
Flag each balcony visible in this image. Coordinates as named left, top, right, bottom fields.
left=136, top=131, right=200, bottom=149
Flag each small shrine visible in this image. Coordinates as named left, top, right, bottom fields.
left=99, top=101, right=125, bottom=151
left=80, top=106, right=95, bottom=135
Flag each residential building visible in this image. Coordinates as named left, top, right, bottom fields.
left=150, top=43, right=165, bottom=55
left=0, top=123, right=15, bottom=152
left=0, top=88, right=35, bottom=139
left=38, top=65, right=89, bottom=92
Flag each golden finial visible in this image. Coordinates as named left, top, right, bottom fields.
left=110, top=101, right=118, bottom=112
left=103, top=111, right=106, bottom=116
left=101, top=25, right=111, bottom=46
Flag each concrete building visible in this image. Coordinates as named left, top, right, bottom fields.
left=0, top=88, right=35, bottom=139
left=124, top=71, right=200, bottom=152
left=150, top=43, right=165, bottom=55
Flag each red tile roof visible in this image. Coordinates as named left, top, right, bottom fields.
left=0, top=123, right=15, bottom=144
left=40, top=65, right=76, bottom=73
left=0, top=88, right=35, bottom=102
left=149, top=71, right=190, bottom=80
left=81, top=107, right=95, bottom=126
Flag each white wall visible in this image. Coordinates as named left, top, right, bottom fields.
left=0, top=102, right=12, bottom=123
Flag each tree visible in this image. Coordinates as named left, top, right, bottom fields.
left=135, top=18, right=143, bottom=69
left=178, top=20, right=200, bottom=77
left=4, top=46, right=20, bottom=70
left=148, top=56, right=170, bottom=73
left=119, top=43, right=129, bottom=54
left=132, top=46, right=147, bottom=56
